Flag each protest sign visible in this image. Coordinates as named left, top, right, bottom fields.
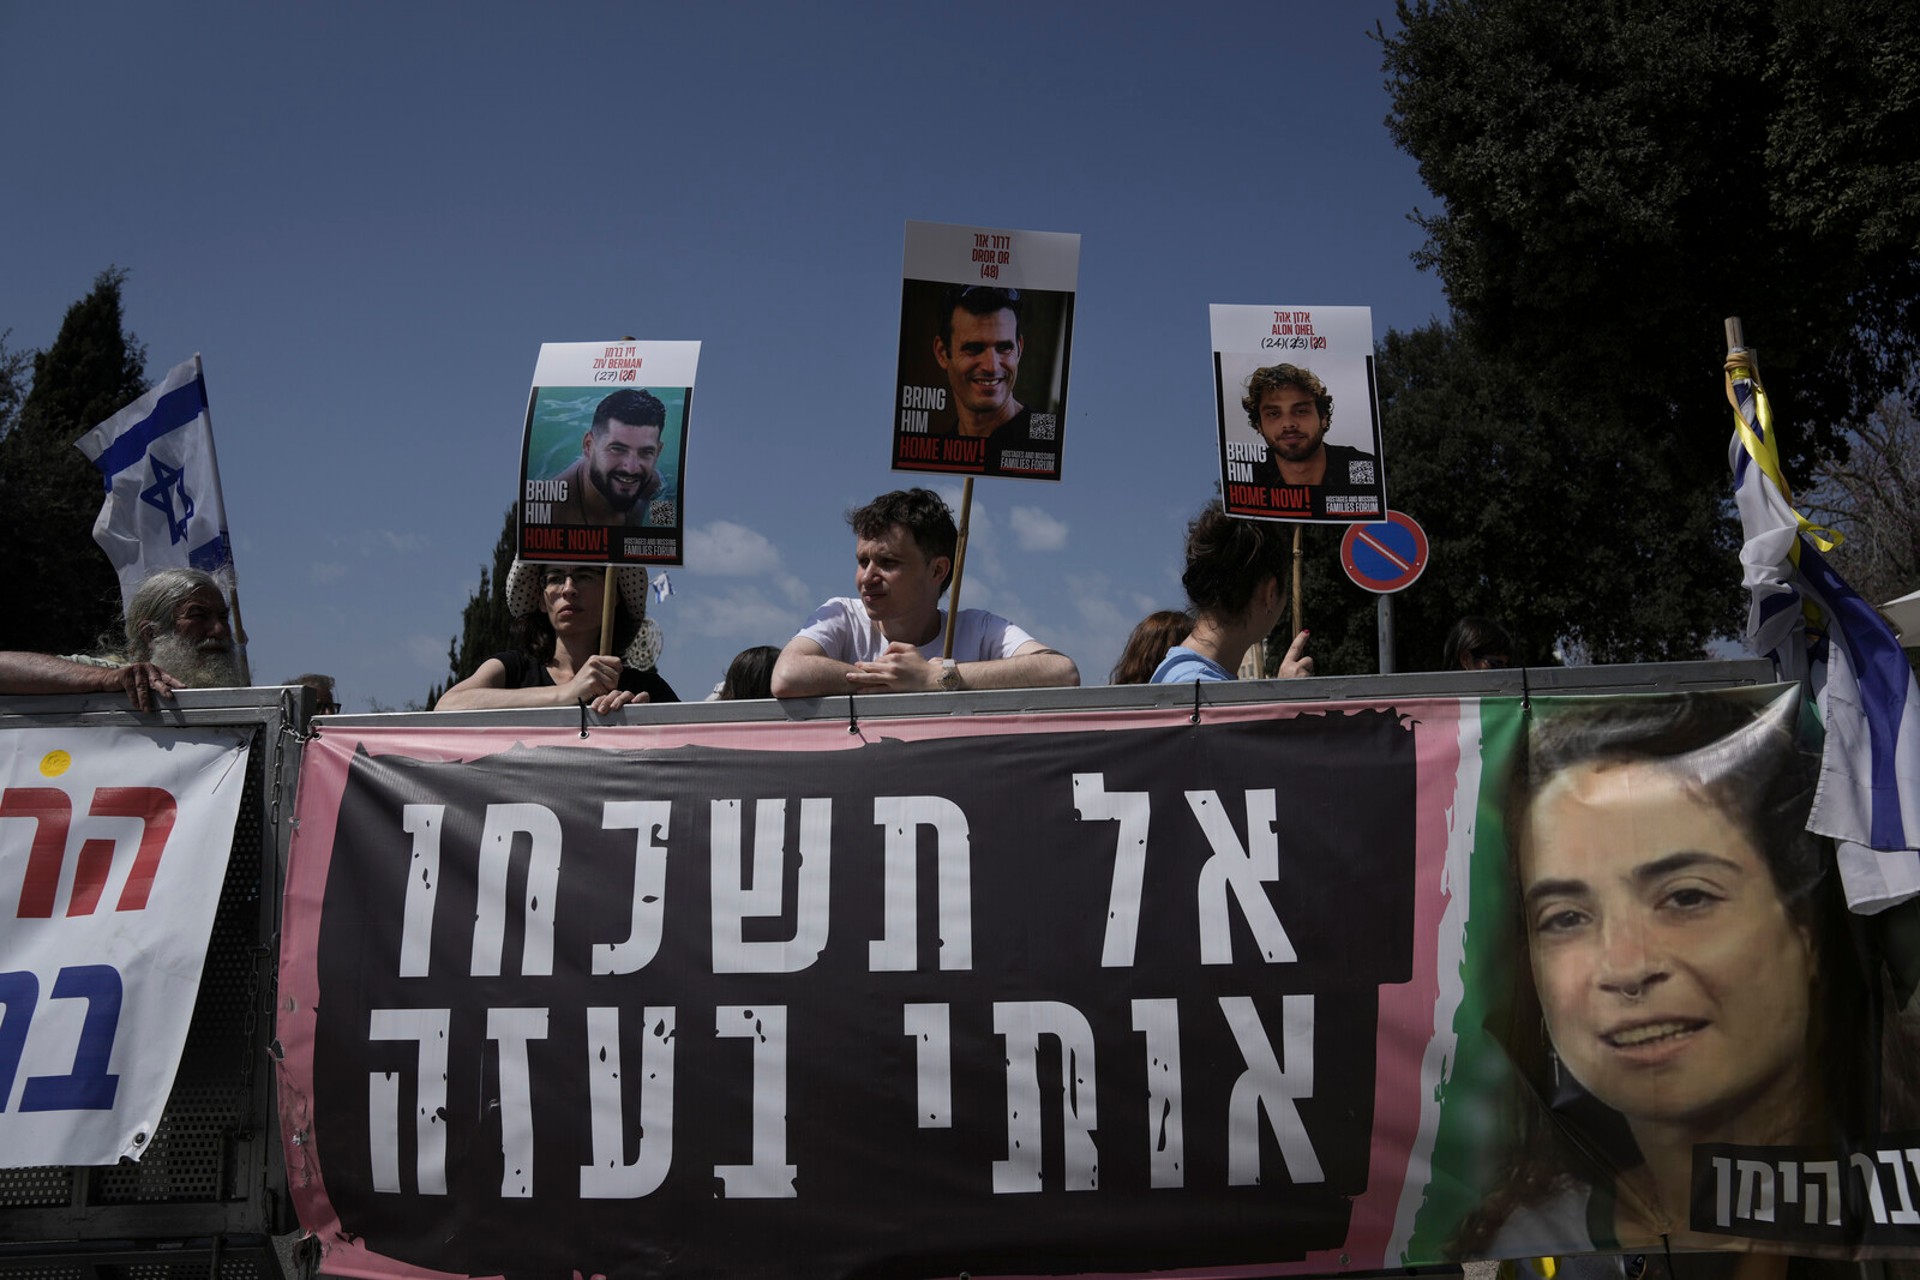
left=1212, top=305, right=1386, bottom=522
left=893, top=220, right=1079, bottom=481
left=517, top=341, right=700, bottom=566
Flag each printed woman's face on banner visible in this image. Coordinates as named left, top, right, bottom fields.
left=1520, top=761, right=1816, bottom=1134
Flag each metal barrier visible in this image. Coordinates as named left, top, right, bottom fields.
left=0, top=660, right=1774, bottom=1278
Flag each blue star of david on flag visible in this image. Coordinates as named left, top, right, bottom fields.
left=141, top=456, right=195, bottom=545
left=75, top=356, right=242, bottom=671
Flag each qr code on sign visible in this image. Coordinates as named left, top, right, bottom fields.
left=1348, top=460, right=1376, bottom=485
left=1029, top=414, right=1057, bottom=441
left=647, top=500, right=678, bottom=526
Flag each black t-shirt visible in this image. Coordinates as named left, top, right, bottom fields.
left=487, top=650, right=679, bottom=703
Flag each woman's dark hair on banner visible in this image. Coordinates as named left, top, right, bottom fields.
left=1456, top=692, right=1920, bottom=1261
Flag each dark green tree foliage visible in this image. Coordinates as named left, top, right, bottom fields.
left=0, top=270, right=148, bottom=654
left=429, top=503, right=518, bottom=707
left=1286, top=323, right=1742, bottom=675
left=0, top=330, right=28, bottom=439
left=1372, top=1, right=1920, bottom=664
left=1381, top=0, right=1920, bottom=466
left=1767, top=1, right=1920, bottom=406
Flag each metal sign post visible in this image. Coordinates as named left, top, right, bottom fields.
left=1340, top=511, right=1430, bottom=675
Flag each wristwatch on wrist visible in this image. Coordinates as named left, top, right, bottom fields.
left=937, top=658, right=964, bottom=691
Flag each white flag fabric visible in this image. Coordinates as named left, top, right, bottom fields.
left=1728, top=358, right=1920, bottom=912
left=0, top=724, right=248, bottom=1166
left=71, top=355, right=236, bottom=607
left=651, top=571, right=674, bottom=603
left=1797, top=542, right=1920, bottom=912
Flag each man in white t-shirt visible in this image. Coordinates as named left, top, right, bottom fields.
left=772, top=488, right=1079, bottom=697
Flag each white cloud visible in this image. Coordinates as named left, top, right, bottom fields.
left=674, top=587, right=807, bottom=643
left=1008, top=506, right=1068, bottom=552
left=930, top=481, right=972, bottom=517
left=1067, top=572, right=1136, bottom=638
left=677, top=521, right=815, bottom=614
left=311, top=561, right=348, bottom=584
left=942, top=495, right=1006, bottom=582
left=685, top=521, right=782, bottom=576
left=775, top=572, right=815, bottom=607
left=1008, top=571, right=1182, bottom=688
left=356, top=530, right=431, bottom=556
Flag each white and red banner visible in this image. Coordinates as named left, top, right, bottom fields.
left=0, top=725, right=248, bottom=1166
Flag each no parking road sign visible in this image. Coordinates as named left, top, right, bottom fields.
left=1341, top=510, right=1428, bottom=594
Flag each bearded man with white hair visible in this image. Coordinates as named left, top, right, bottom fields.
left=114, top=568, right=245, bottom=688
left=0, top=569, right=242, bottom=709
left=0, top=571, right=243, bottom=710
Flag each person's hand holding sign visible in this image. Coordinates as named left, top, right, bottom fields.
left=564, top=653, right=650, bottom=714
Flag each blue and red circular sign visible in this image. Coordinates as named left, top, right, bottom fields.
left=1340, top=510, right=1429, bottom=594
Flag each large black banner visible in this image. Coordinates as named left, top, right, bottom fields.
left=282, top=692, right=1920, bottom=1277
left=290, top=712, right=1416, bottom=1279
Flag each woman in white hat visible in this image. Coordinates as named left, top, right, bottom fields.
left=437, top=561, right=676, bottom=712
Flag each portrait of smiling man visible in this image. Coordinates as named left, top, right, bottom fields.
left=772, top=488, right=1078, bottom=697
left=552, top=387, right=669, bottom=526
left=931, top=286, right=1028, bottom=442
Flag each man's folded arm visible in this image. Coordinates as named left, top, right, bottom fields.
left=954, top=640, right=1079, bottom=690
left=771, top=636, right=857, bottom=698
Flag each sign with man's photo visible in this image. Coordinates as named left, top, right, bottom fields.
left=893, top=220, right=1079, bottom=482
left=516, top=340, right=700, bottom=567
left=1211, top=305, right=1387, bottom=523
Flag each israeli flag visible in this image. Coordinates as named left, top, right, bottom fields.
left=72, top=355, right=237, bottom=607
left=1797, top=539, right=1920, bottom=911
left=1730, top=362, right=1920, bottom=911
left=650, top=571, right=674, bottom=603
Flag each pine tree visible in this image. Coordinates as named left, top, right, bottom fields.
left=427, top=504, right=518, bottom=707
left=0, top=270, right=148, bottom=653
left=0, top=330, right=28, bottom=440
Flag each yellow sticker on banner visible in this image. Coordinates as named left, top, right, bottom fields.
left=39, top=749, right=72, bottom=777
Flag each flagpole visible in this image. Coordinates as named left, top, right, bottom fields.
left=226, top=585, right=253, bottom=685
left=187, top=355, right=251, bottom=682
left=1291, top=525, right=1304, bottom=636
left=942, top=478, right=974, bottom=660
left=599, top=573, right=617, bottom=656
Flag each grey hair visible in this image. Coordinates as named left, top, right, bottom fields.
left=124, top=568, right=222, bottom=661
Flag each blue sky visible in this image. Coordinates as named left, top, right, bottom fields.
left=1, top=2, right=1448, bottom=709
